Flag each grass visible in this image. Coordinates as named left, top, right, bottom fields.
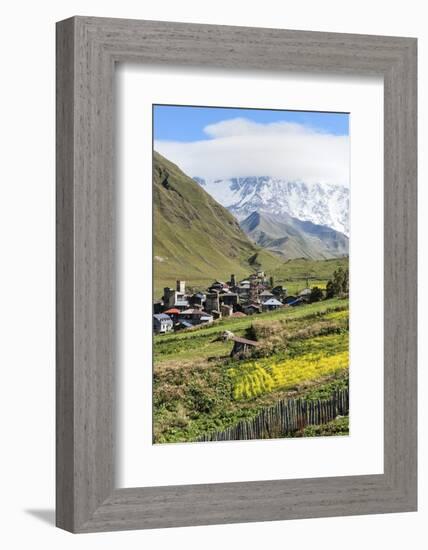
left=272, top=256, right=349, bottom=280
left=153, top=296, right=349, bottom=443
left=154, top=298, right=348, bottom=366
left=295, top=416, right=349, bottom=437
left=270, top=257, right=349, bottom=295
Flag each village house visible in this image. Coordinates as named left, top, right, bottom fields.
left=230, top=336, right=259, bottom=359
left=205, top=291, right=220, bottom=313
left=163, top=307, right=180, bottom=323
left=256, top=270, right=268, bottom=284
left=208, top=280, right=228, bottom=292
left=242, top=303, right=262, bottom=315
left=259, top=289, right=275, bottom=303
left=212, top=330, right=258, bottom=359
left=286, top=296, right=304, bottom=307
left=163, top=280, right=189, bottom=310
left=220, top=304, right=233, bottom=317
left=153, top=313, right=173, bottom=334
left=189, top=292, right=206, bottom=307
left=236, top=284, right=250, bottom=298
left=175, top=320, right=193, bottom=330
left=219, top=291, right=239, bottom=308
left=178, top=309, right=213, bottom=327
left=249, top=279, right=261, bottom=304
left=177, top=280, right=185, bottom=292
left=262, top=297, right=284, bottom=312
left=153, top=301, right=163, bottom=314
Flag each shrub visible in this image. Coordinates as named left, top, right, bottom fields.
left=297, top=415, right=349, bottom=437
left=249, top=320, right=283, bottom=340
left=172, top=403, right=190, bottom=428
left=326, top=267, right=349, bottom=298
left=310, top=286, right=324, bottom=303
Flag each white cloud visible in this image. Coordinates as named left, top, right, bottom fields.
left=154, top=118, right=350, bottom=187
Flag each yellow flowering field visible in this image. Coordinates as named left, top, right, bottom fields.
left=230, top=333, right=349, bottom=400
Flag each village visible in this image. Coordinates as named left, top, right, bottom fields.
left=153, top=270, right=314, bottom=335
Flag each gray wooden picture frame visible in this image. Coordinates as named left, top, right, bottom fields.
left=56, top=16, right=417, bottom=533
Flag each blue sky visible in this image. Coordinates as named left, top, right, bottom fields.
left=153, top=104, right=349, bottom=141
left=154, top=105, right=350, bottom=186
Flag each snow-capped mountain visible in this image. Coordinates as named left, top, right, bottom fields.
left=194, top=176, right=349, bottom=236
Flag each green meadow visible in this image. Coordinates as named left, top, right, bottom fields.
left=270, top=257, right=349, bottom=294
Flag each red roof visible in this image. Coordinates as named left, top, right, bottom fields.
left=164, top=308, right=180, bottom=314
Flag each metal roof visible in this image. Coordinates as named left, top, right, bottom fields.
left=288, top=298, right=303, bottom=306
left=180, top=309, right=206, bottom=315
left=153, top=313, right=172, bottom=321
left=263, top=298, right=283, bottom=306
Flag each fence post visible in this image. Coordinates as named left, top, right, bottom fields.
left=198, top=389, right=349, bottom=442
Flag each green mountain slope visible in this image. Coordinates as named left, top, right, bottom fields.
left=153, top=152, right=283, bottom=297
left=240, top=211, right=349, bottom=261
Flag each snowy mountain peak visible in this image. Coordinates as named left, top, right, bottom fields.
left=194, top=176, right=349, bottom=236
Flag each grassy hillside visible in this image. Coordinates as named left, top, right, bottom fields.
left=153, top=152, right=282, bottom=297
left=241, top=211, right=348, bottom=260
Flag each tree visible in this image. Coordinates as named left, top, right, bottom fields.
left=342, top=268, right=349, bottom=294
left=326, top=280, right=335, bottom=299
left=326, top=267, right=349, bottom=299
left=310, top=286, right=324, bottom=303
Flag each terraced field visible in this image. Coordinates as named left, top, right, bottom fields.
left=153, top=297, right=349, bottom=443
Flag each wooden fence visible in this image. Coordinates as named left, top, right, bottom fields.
left=198, top=389, right=349, bottom=442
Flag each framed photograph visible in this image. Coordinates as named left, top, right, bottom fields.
left=56, top=17, right=417, bottom=532
left=151, top=103, right=351, bottom=447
